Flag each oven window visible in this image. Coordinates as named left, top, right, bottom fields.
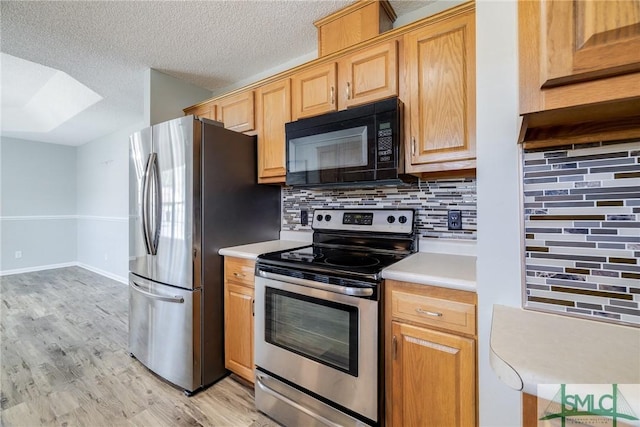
left=265, top=288, right=358, bottom=376
left=288, top=126, right=368, bottom=172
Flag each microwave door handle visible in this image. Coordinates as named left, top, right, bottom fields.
left=255, top=374, right=342, bottom=427
left=257, top=270, right=373, bottom=297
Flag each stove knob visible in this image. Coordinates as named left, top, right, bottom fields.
left=317, top=214, right=323, bottom=222
left=399, top=215, right=408, bottom=224
left=387, top=215, right=395, bottom=223
left=325, top=214, right=332, bottom=221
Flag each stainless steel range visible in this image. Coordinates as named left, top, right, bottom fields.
left=254, top=209, right=418, bottom=426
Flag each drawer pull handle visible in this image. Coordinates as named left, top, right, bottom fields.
left=233, top=272, right=246, bottom=278
left=416, top=308, right=442, bottom=317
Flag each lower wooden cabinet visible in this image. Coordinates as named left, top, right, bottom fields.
left=386, top=280, right=478, bottom=427
left=223, top=257, right=255, bottom=383
left=391, top=322, right=476, bottom=426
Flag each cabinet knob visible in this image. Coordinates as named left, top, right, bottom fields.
left=233, top=272, right=245, bottom=278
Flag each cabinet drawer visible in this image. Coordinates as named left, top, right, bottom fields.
left=224, top=257, right=256, bottom=287
left=391, top=290, right=475, bottom=335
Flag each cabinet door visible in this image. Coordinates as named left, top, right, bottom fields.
left=216, top=90, right=255, bottom=133
left=541, top=1, right=640, bottom=89
left=256, top=79, right=290, bottom=183
left=224, top=282, right=254, bottom=383
left=404, top=10, right=476, bottom=173
left=291, top=62, right=338, bottom=121
left=338, top=40, right=398, bottom=109
left=185, top=101, right=216, bottom=120
left=391, top=322, right=476, bottom=427
left=520, top=0, right=640, bottom=113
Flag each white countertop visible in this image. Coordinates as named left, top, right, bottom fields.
left=381, top=252, right=476, bottom=292
left=218, top=240, right=309, bottom=260
left=220, top=238, right=477, bottom=292
left=490, top=304, right=640, bottom=395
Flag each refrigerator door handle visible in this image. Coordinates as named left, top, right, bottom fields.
left=141, top=153, right=154, bottom=255
left=131, top=280, right=185, bottom=303
left=149, top=152, right=162, bottom=255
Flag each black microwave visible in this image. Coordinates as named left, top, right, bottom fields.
left=285, top=97, right=414, bottom=188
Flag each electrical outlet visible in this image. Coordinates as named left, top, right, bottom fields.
left=15, top=250, right=22, bottom=259
left=300, top=210, right=308, bottom=226
left=447, top=210, right=463, bottom=230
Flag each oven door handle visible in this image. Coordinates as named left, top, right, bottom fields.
left=257, top=270, right=373, bottom=297
left=255, top=374, right=343, bottom=427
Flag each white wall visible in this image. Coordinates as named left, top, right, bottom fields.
left=393, top=0, right=468, bottom=28
left=476, top=0, right=523, bottom=424
left=76, top=121, right=144, bottom=282
left=144, top=69, right=213, bottom=126
left=0, top=137, right=78, bottom=272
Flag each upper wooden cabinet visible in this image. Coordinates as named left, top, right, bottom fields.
left=291, top=62, right=338, bottom=121
left=184, top=91, right=255, bottom=133
left=185, top=100, right=215, bottom=120
left=215, top=90, right=255, bottom=133
left=184, top=2, right=476, bottom=181
left=520, top=0, right=640, bottom=114
left=338, top=40, right=398, bottom=109
left=256, top=78, right=291, bottom=183
left=403, top=8, right=476, bottom=175
left=314, top=0, right=396, bottom=57
left=292, top=40, right=399, bottom=121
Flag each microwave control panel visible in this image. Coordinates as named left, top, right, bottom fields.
left=377, top=122, right=394, bottom=163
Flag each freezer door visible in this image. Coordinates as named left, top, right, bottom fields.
left=128, top=273, right=201, bottom=392
left=129, top=126, right=153, bottom=275
left=130, top=116, right=199, bottom=289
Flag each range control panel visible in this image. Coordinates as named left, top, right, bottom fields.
left=312, top=209, right=414, bottom=234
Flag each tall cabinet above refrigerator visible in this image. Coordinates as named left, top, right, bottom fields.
left=128, top=115, right=280, bottom=394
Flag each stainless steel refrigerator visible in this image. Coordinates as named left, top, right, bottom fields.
left=128, top=115, right=280, bottom=394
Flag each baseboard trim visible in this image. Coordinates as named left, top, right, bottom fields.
left=0, top=262, right=78, bottom=276
left=1, top=262, right=127, bottom=285
left=76, top=263, right=128, bottom=284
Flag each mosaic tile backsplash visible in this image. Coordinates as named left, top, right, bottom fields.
left=282, top=179, right=477, bottom=240
left=523, top=139, right=640, bottom=326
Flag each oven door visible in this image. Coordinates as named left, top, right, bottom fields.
left=255, top=271, right=378, bottom=423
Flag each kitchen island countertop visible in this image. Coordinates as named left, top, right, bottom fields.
left=490, top=304, right=640, bottom=395
left=218, top=240, right=309, bottom=260
left=381, top=252, right=476, bottom=292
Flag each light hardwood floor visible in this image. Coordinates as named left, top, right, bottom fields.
left=0, top=267, right=279, bottom=427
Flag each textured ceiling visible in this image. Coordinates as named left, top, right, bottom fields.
left=1, top=0, right=433, bottom=146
